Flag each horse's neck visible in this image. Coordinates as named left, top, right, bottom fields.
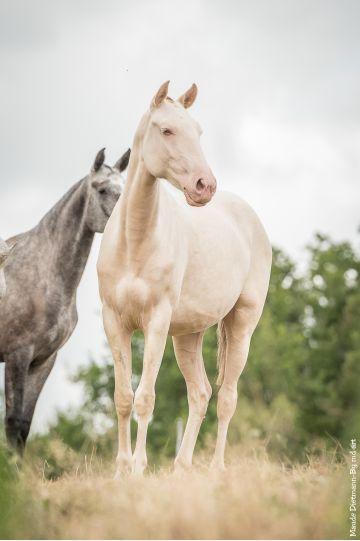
left=119, top=140, right=161, bottom=266
left=40, top=179, right=94, bottom=294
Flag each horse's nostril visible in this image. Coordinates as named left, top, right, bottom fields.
left=196, top=178, right=205, bottom=192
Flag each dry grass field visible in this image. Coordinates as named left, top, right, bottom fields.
left=2, top=446, right=349, bottom=540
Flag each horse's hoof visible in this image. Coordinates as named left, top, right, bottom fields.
left=174, top=457, right=192, bottom=474
left=210, top=459, right=226, bottom=472
left=131, top=456, right=147, bottom=476
left=113, top=467, right=130, bottom=480
left=114, top=454, right=132, bottom=479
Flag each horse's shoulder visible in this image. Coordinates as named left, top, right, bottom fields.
left=214, top=190, right=251, bottom=208
left=212, top=191, right=270, bottom=247
left=211, top=191, right=258, bottom=221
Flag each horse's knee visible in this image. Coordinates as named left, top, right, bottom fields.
left=114, top=388, right=134, bottom=418
left=217, top=384, right=238, bottom=421
left=5, top=413, right=21, bottom=431
left=134, top=389, right=155, bottom=419
left=5, top=414, right=24, bottom=453
left=20, top=418, right=32, bottom=443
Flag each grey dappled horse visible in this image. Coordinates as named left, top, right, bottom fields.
left=0, top=148, right=130, bottom=454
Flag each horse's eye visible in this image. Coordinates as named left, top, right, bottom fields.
left=162, top=128, right=173, bottom=136
left=98, top=188, right=106, bottom=195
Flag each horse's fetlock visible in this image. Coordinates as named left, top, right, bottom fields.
left=116, top=451, right=132, bottom=472
left=174, top=455, right=192, bottom=471
left=132, top=449, right=148, bottom=475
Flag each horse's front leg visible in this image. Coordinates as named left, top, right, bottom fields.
left=102, top=306, right=133, bottom=478
left=4, top=346, right=34, bottom=455
left=21, top=353, right=57, bottom=447
left=132, top=302, right=171, bottom=475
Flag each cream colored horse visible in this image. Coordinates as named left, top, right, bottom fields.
left=97, top=81, right=272, bottom=476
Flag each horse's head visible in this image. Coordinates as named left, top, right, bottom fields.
left=87, top=147, right=130, bottom=232
left=142, top=81, right=216, bottom=206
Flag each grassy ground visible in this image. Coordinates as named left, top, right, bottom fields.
left=1, top=445, right=350, bottom=539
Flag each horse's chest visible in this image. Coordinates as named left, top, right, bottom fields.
left=107, top=261, right=177, bottom=327
left=115, top=276, right=156, bottom=323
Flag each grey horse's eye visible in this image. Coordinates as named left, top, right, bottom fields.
left=98, top=188, right=106, bottom=195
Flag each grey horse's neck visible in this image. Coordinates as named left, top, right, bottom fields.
left=39, top=178, right=94, bottom=296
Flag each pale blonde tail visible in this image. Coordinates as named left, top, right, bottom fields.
left=216, top=319, right=227, bottom=386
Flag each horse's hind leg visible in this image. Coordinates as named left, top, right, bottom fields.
left=211, top=293, right=265, bottom=470
left=4, top=346, right=33, bottom=455
left=21, top=353, right=57, bottom=447
left=173, top=332, right=212, bottom=470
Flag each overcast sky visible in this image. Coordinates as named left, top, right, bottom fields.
left=0, top=0, right=359, bottom=433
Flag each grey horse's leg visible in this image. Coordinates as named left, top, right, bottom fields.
left=4, top=346, right=33, bottom=454
left=20, top=354, right=57, bottom=446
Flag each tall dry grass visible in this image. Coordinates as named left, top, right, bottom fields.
left=10, top=445, right=349, bottom=539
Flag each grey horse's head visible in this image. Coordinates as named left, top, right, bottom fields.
left=86, top=147, right=131, bottom=233
left=0, top=238, right=11, bottom=300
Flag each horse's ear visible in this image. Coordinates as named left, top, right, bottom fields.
left=178, top=83, right=198, bottom=109
left=151, top=80, right=170, bottom=109
left=92, top=147, right=106, bottom=172
left=114, top=148, right=131, bottom=173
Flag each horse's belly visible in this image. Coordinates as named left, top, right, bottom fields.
left=169, top=261, right=247, bottom=335
left=169, top=299, right=236, bottom=335
left=169, top=226, right=249, bottom=335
